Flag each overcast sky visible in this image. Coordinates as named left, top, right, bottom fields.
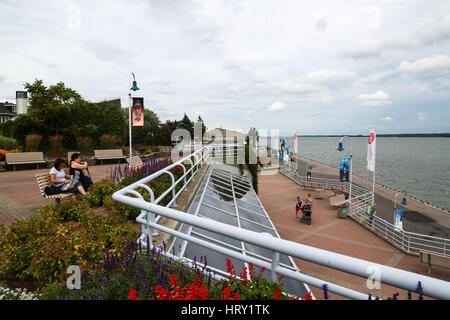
left=0, top=0, right=449, bottom=135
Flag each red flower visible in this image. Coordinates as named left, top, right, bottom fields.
left=277, top=275, right=284, bottom=284
left=226, top=259, right=236, bottom=280
left=221, top=286, right=232, bottom=300
left=273, top=288, right=282, bottom=300
left=129, top=288, right=140, bottom=300
left=239, top=267, right=248, bottom=282
left=303, top=291, right=313, bottom=300
left=258, top=266, right=266, bottom=276
left=249, top=262, right=255, bottom=280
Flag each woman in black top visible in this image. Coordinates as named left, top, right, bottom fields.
left=70, top=153, right=92, bottom=192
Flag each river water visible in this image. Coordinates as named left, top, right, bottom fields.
left=280, top=137, right=450, bottom=211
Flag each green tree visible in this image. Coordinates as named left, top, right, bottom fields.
left=196, top=115, right=207, bottom=142
left=178, top=113, right=194, bottom=139
left=0, top=80, right=126, bottom=151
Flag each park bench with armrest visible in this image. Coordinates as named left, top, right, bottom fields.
left=6, top=152, right=46, bottom=171
left=126, top=155, right=144, bottom=169
left=329, top=194, right=347, bottom=208
left=35, top=173, right=74, bottom=204
left=94, top=149, right=126, bottom=165
left=419, top=251, right=450, bottom=274
left=158, top=146, right=173, bottom=154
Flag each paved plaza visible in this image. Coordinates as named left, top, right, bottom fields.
left=0, top=164, right=112, bottom=225
left=258, top=171, right=450, bottom=300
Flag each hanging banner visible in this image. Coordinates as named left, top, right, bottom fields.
left=294, top=132, right=298, bottom=154
left=283, top=147, right=289, bottom=162
left=339, top=157, right=350, bottom=182
left=394, top=210, right=403, bottom=231
left=367, top=127, right=376, bottom=172
left=132, top=97, right=144, bottom=127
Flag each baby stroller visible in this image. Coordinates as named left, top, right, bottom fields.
left=299, top=204, right=312, bottom=225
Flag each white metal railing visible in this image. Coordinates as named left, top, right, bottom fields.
left=351, top=203, right=450, bottom=257
left=112, top=144, right=450, bottom=300
left=280, top=162, right=450, bottom=258
left=280, top=163, right=373, bottom=199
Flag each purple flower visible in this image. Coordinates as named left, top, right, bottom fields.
left=322, top=284, right=329, bottom=300
left=416, top=281, right=423, bottom=300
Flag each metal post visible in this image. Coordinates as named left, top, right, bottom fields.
left=129, top=92, right=132, bottom=159
left=271, top=251, right=280, bottom=283
left=349, top=137, right=353, bottom=215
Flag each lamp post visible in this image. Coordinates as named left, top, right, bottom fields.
left=337, top=136, right=353, bottom=215
left=129, top=72, right=140, bottom=159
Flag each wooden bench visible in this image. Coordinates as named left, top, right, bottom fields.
left=94, top=149, right=126, bottom=165
left=126, top=155, right=143, bottom=169
left=158, top=146, right=173, bottom=154
left=67, top=151, right=79, bottom=164
left=419, top=251, right=450, bottom=274
left=6, top=152, right=46, bottom=171
left=35, top=173, right=74, bottom=204
left=330, top=194, right=347, bottom=208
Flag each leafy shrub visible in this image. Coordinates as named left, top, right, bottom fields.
left=100, top=134, right=118, bottom=149
left=0, top=203, right=138, bottom=283
left=49, top=135, right=63, bottom=154
left=54, top=198, right=92, bottom=222
left=84, top=179, right=120, bottom=207
left=134, top=143, right=151, bottom=154
left=0, top=136, right=21, bottom=151
left=104, top=198, right=140, bottom=221
left=76, top=136, right=94, bottom=155
left=25, top=134, right=42, bottom=152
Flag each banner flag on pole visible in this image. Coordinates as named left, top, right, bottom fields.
left=294, top=131, right=298, bottom=154
left=367, top=127, right=376, bottom=172
left=132, top=97, right=144, bottom=126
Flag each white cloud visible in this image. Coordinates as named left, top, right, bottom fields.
left=267, top=101, right=286, bottom=112
left=397, top=54, right=450, bottom=75
left=383, top=116, right=393, bottom=121
left=0, top=1, right=449, bottom=135
left=357, top=90, right=392, bottom=106
left=345, top=14, right=450, bottom=59
left=416, top=112, right=428, bottom=120
left=305, top=69, right=356, bottom=85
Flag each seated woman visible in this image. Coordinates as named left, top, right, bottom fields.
left=69, top=153, right=92, bottom=192
left=49, top=158, right=86, bottom=199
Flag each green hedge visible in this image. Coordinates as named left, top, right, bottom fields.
left=0, top=135, right=21, bottom=151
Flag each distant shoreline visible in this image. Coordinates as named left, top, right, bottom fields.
left=280, top=133, right=450, bottom=138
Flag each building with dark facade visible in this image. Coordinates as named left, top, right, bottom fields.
left=0, top=101, right=16, bottom=123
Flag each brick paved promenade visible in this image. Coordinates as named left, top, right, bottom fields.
left=292, top=154, right=450, bottom=238
left=258, top=170, right=450, bottom=300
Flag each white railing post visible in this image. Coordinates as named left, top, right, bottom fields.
left=146, top=210, right=156, bottom=246
left=408, top=234, right=411, bottom=253
left=271, top=250, right=280, bottom=283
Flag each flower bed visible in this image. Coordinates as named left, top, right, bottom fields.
left=0, top=149, right=20, bottom=161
